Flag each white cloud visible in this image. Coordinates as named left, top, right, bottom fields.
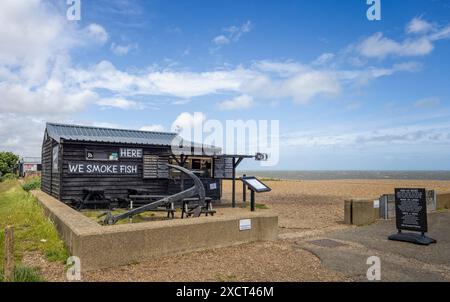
left=358, top=32, right=434, bottom=59
left=280, top=71, right=341, bottom=104
left=253, top=60, right=306, bottom=75
left=212, top=20, right=253, bottom=46
left=213, top=35, right=230, bottom=45
left=96, top=97, right=145, bottom=110
left=111, top=42, right=138, bottom=55
left=0, top=1, right=113, bottom=118
left=429, top=25, right=450, bottom=41
left=407, top=17, right=435, bottom=34
left=312, top=53, right=335, bottom=66
left=357, top=17, right=450, bottom=59
left=140, top=125, right=166, bottom=132
left=72, top=61, right=252, bottom=99
left=0, top=81, right=96, bottom=115
left=0, top=0, right=77, bottom=85
left=283, top=123, right=450, bottom=148
left=68, top=58, right=419, bottom=105
left=85, top=23, right=109, bottom=44
left=224, top=21, right=253, bottom=42
left=218, top=95, right=254, bottom=111
left=1, top=5, right=449, bottom=158
left=0, top=114, right=45, bottom=156
left=171, top=112, right=206, bottom=133
left=414, top=97, right=440, bottom=108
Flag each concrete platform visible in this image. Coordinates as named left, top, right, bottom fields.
left=295, top=210, right=450, bottom=281
left=31, top=190, right=278, bottom=271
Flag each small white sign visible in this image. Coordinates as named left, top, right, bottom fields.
left=239, top=219, right=252, bottom=231
left=373, top=200, right=380, bottom=209
left=210, top=183, right=217, bottom=190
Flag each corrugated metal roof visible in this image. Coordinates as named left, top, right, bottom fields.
left=45, top=123, right=221, bottom=153
left=46, top=123, right=179, bottom=146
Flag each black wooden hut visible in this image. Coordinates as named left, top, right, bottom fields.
left=41, top=123, right=249, bottom=207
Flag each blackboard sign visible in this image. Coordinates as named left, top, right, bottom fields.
left=143, top=155, right=169, bottom=179
left=213, top=157, right=234, bottom=179
left=394, top=188, right=427, bottom=233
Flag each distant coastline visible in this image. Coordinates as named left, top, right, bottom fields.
left=237, top=171, right=450, bottom=181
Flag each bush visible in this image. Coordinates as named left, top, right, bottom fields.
left=21, top=177, right=41, bottom=192
left=1, top=173, right=18, bottom=181
left=0, top=152, right=19, bottom=176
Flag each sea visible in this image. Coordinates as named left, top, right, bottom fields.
left=237, top=171, right=450, bottom=181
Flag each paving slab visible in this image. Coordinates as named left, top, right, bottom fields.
left=295, top=210, right=450, bottom=282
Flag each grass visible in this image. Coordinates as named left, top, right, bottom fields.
left=216, top=274, right=240, bottom=282
left=259, top=178, right=282, bottom=182
left=82, top=208, right=167, bottom=225
left=242, top=203, right=269, bottom=210
left=21, top=176, right=41, bottom=192
left=0, top=265, right=43, bottom=282
left=0, top=180, right=69, bottom=281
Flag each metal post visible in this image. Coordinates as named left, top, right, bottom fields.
left=232, top=157, right=236, bottom=208
left=129, top=200, right=134, bottom=224
left=250, top=190, right=255, bottom=212
left=4, top=226, right=14, bottom=282
left=242, top=174, right=247, bottom=205
left=180, top=155, right=185, bottom=192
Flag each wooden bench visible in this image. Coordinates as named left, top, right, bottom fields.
left=73, top=188, right=112, bottom=210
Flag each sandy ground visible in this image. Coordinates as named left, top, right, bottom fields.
left=223, top=179, right=450, bottom=234
left=26, top=179, right=450, bottom=282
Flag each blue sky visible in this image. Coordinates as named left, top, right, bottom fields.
left=1, top=0, right=450, bottom=170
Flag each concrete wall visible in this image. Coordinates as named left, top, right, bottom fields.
left=346, top=192, right=450, bottom=226
left=437, top=193, right=450, bottom=210
left=32, top=190, right=278, bottom=271
left=344, top=199, right=379, bottom=226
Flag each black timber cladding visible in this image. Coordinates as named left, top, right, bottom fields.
left=41, top=123, right=223, bottom=204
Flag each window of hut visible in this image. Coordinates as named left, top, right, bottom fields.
left=86, top=150, right=119, bottom=161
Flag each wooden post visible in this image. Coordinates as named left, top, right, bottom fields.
left=4, top=226, right=14, bottom=282
left=250, top=190, right=255, bottom=212
left=242, top=174, right=247, bottom=204
left=231, top=157, right=244, bottom=209
left=232, top=158, right=236, bottom=208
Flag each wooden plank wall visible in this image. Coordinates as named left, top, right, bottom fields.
left=41, top=136, right=52, bottom=195
left=60, top=143, right=170, bottom=203
left=51, top=142, right=61, bottom=199
left=41, top=136, right=61, bottom=199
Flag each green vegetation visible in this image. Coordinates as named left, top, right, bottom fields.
left=21, top=177, right=41, bottom=192
left=0, top=265, right=43, bottom=282
left=0, top=152, right=19, bottom=177
left=1, top=173, right=18, bottom=181
left=243, top=203, right=269, bottom=210
left=259, top=178, right=282, bottom=182
left=0, top=180, right=68, bottom=281
left=216, top=274, right=240, bottom=282
left=82, top=208, right=173, bottom=225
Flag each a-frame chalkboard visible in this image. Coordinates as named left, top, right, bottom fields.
left=388, top=188, right=436, bottom=245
